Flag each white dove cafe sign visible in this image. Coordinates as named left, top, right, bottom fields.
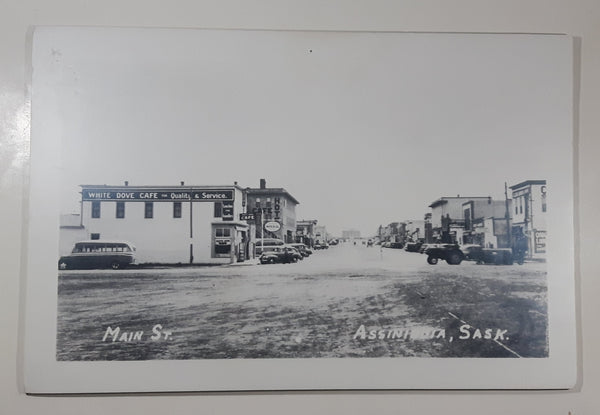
left=82, top=187, right=234, bottom=202
left=76, top=185, right=249, bottom=265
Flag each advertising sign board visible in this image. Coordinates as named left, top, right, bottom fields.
left=264, top=221, right=281, bottom=232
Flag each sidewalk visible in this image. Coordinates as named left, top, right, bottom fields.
left=224, top=258, right=260, bottom=267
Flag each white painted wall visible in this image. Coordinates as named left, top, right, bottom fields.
left=80, top=187, right=244, bottom=263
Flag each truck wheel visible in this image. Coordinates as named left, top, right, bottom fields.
left=58, top=261, right=69, bottom=270
left=446, top=252, right=463, bottom=265
left=111, top=261, right=121, bottom=270
left=427, top=256, right=438, bottom=265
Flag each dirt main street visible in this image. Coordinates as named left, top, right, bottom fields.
left=56, top=243, right=547, bottom=360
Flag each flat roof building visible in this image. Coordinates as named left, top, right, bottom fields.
left=74, top=183, right=250, bottom=264
left=246, top=179, right=299, bottom=243
left=510, top=180, right=547, bottom=259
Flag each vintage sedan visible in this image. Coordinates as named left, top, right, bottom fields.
left=259, top=246, right=303, bottom=264
left=289, top=243, right=313, bottom=257
left=461, top=245, right=514, bottom=265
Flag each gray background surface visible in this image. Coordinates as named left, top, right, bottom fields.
left=1, top=0, right=596, bottom=413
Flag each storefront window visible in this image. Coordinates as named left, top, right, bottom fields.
left=216, top=228, right=231, bottom=237
left=214, top=226, right=232, bottom=257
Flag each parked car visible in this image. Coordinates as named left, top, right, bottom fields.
left=260, top=246, right=303, bottom=264
left=255, top=238, right=286, bottom=255
left=289, top=243, right=312, bottom=257
left=460, top=244, right=484, bottom=261
left=58, top=240, right=136, bottom=270
left=314, top=241, right=329, bottom=250
left=404, top=241, right=423, bottom=252
left=390, top=242, right=404, bottom=249
left=424, top=243, right=465, bottom=265
left=461, top=245, right=514, bottom=265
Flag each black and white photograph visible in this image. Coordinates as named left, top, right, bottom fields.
left=24, top=27, right=576, bottom=392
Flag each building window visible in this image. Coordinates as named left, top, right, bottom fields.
left=464, top=207, right=472, bottom=230
left=91, top=201, right=101, bottom=218
left=214, top=202, right=222, bottom=218
left=215, top=228, right=231, bottom=237
left=144, top=202, right=153, bottom=219
left=116, top=202, right=125, bottom=219
left=214, top=227, right=232, bottom=257
left=90, top=233, right=100, bottom=240
left=520, top=197, right=523, bottom=214
left=173, top=202, right=182, bottom=218
left=542, top=193, right=547, bottom=213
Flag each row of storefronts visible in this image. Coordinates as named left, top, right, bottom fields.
left=377, top=180, right=547, bottom=260
left=59, top=179, right=309, bottom=265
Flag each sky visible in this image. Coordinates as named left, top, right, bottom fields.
left=33, top=28, right=572, bottom=236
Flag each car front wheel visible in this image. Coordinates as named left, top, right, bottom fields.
left=427, top=256, right=438, bottom=265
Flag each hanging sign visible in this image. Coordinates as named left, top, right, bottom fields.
left=264, top=221, right=281, bottom=232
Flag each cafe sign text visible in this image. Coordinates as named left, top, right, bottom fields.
left=82, top=188, right=234, bottom=202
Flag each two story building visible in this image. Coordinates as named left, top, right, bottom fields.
left=510, top=180, right=547, bottom=259
left=75, top=182, right=250, bottom=264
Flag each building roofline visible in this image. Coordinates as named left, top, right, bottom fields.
left=80, top=184, right=246, bottom=191
left=509, top=180, right=547, bottom=190
left=246, top=188, right=300, bottom=205
left=428, top=196, right=491, bottom=208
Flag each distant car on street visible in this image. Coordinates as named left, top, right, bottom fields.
left=460, top=244, right=484, bottom=261
left=58, top=240, right=136, bottom=270
left=419, top=243, right=445, bottom=254
left=255, top=238, right=286, bottom=255
left=460, top=245, right=514, bottom=265
left=259, top=246, right=302, bottom=264
left=314, top=241, right=329, bottom=250
left=424, top=243, right=465, bottom=265
left=289, top=243, right=312, bottom=257
left=404, top=241, right=423, bottom=252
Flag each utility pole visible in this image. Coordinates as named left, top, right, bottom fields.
left=257, top=206, right=264, bottom=257
left=189, top=187, right=193, bottom=264
left=528, top=191, right=534, bottom=259
left=504, top=182, right=512, bottom=249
